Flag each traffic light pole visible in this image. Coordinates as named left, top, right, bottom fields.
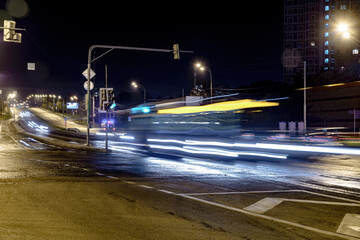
left=85, top=44, right=193, bottom=146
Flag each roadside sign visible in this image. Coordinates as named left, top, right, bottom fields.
left=82, top=67, right=96, bottom=80
left=83, top=80, right=94, bottom=91
left=67, top=102, right=79, bottom=109
left=348, top=109, right=360, bottom=119
left=27, top=62, right=35, bottom=70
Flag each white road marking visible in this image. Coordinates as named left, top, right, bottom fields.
left=183, top=189, right=300, bottom=196
left=301, top=190, right=360, bottom=204
left=337, top=214, right=360, bottom=238
left=277, top=198, right=360, bottom=207
left=178, top=194, right=359, bottom=240
left=243, top=198, right=283, bottom=214
left=139, top=185, right=153, bottom=189
left=158, top=189, right=175, bottom=195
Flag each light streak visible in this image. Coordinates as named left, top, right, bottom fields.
left=148, top=138, right=360, bottom=156
left=158, top=99, right=279, bottom=115
left=119, top=135, right=135, bottom=140
left=27, top=121, right=48, bottom=132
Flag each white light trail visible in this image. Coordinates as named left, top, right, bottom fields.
left=148, top=138, right=360, bottom=156
left=119, top=135, right=135, bottom=140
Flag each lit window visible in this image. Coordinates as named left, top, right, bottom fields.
left=325, top=58, right=329, bottom=63
left=325, top=32, right=329, bottom=37
left=325, top=15, right=329, bottom=20
left=310, top=41, right=316, bottom=47
left=325, top=50, right=329, bottom=55
left=325, top=23, right=329, bottom=28
left=325, top=6, right=329, bottom=11
left=353, top=49, right=359, bottom=55
left=340, top=5, right=346, bottom=10
left=325, top=41, right=329, bottom=46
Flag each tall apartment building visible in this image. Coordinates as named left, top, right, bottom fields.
left=283, top=0, right=360, bottom=85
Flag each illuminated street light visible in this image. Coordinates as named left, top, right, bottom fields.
left=195, top=63, right=213, bottom=102
left=336, top=22, right=351, bottom=39
left=131, top=81, right=138, bottom=88
left=342, top=32, right=351, bottom=39
left=131, top=81, right=146, bottom=103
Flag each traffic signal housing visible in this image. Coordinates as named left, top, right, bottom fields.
left=99, top=88, right=107, bottom=111
left=3, top=20, right=22, bottom=43
left=173, top=44, right=180, bottom=60
left=108, top=89, right=115, bottom=103
left=107, top=89, right=116, bottom=110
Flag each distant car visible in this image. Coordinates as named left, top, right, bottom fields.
left=66, top=128, right=80, bottom=133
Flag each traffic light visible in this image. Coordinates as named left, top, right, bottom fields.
left=108, top=89, right=115, bottom=103
left=3, top=20, right=22, bottom=43
left=107, top=89, right=116, bottom=110
left=99, top=88, right=107, bottom=111
left=173, top=44, right=180, bottom=60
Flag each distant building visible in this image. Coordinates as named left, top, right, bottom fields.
left=283, top=0, right=360, bottom=86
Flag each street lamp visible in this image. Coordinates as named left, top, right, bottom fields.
left=337, top=22, right=351, bottom=39
left=131, top=81, right=146, bottom=103
left=195, top=63, right=213, bottom=102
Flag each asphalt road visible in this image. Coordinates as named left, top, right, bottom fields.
left=1, top=108, right=359, bottom=239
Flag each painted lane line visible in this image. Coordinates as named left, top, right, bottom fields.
left=95, top=172, right=104, bottom=176
left=182, top=189, right=301, bottom=196
left=277, top=198, right=360, bottom=207
left=82, top=168, right=90, bottom=171
left=139, top=185, right=153, bottom=189
left=158, top=189, right=175, bottom=195
left=178, top=194, right=359, bottom=240
left=301, top=190, right=360, bottom=204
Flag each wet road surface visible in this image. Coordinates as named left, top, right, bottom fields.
left=1, top=114, right=360, bottom=239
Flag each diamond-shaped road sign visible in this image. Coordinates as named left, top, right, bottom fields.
left=82, top=68, right=96, bottom=80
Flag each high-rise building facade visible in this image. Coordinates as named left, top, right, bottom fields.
left=283, top=0, right=360, bottom=85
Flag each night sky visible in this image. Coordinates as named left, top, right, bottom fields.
left=0, top=1, right=284, bottom=100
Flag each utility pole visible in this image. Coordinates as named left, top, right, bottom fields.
left=105, top=65, right=108, bottom=150
left=304, top=61, right=307, bottom=134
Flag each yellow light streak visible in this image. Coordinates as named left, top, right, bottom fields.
left=158, top=99, right=279, bottom=115
left=323, top=83, right=345, bottom=87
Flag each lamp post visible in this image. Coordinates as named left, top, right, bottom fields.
left=337, top=23, right=351, bottom=39
left=132, top=81, right=146, bottom=103
left=195, top=63, right=213, bottom=102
